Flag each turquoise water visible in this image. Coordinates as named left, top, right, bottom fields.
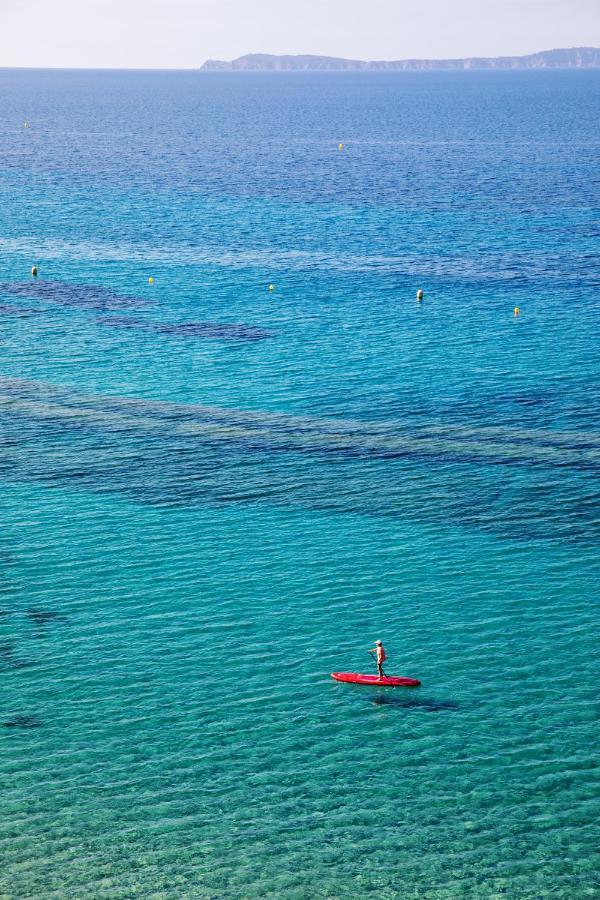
left=1, top=70, right=599, bottom=898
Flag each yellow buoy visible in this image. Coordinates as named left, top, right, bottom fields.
left=416, top=289, right=424, bottom=301
left=514, top=307, right=520, bottom=316
left=148, top=276, right=154, bottom=285
left=31, top=265, right=38, bottom=277
left=338, top=143, right=344, bottom=151
left=23, top=122, right=29, bottom=129
left=268, top=283, right=275, bottom=292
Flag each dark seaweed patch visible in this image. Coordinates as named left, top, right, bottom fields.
left=26, top=609, right=63, bottom=626
left=0, top=304, right=42, bottom=318
left=96, top=315, right=142, bottom=329
left=0, top=643, right=31, bottom=670
left=96, top=315, right=272, bottom=341
left=1, top=378, right=599, bottom=547
left=2, top=406, right=599, bottom=546
left=2, top=715, right=41, bottom=729
left=0, top=280, right=149, bottom=311
left=157, top=321, right=271, bottom=341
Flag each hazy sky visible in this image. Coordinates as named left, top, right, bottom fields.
left=0, top=0, right=598, bottom=69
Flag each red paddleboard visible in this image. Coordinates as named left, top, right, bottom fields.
left=331, top=672, right=421, bottom=687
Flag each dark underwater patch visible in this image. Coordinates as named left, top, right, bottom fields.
left=0, top=303, right=42, bottom=317
left=95, top=314, right=141, bottom=328
left=0, top=643, right=31, bottom=670
left=26, top=609, right=64, bottom=627
left=1, top=376, right=599, bottom=547
left=158, top=321, right=272, bottom=340
left=96, top=314, right=272, bottom=341
left=2, top=715, right=41, bottom=729
left=0, top=280, right=149, bottom=311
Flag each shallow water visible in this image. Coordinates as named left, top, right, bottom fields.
left=0, top=69, right=599, bottom=898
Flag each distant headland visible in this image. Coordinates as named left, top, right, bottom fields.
left=201, top=47, right=600, bottom=72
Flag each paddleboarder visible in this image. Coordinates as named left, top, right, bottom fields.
left=369, top=640, right=387, bottom=680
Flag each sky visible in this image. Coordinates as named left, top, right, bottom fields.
left=0, top=0, right=598, bottom=69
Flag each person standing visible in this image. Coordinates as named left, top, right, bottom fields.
left=369, top=640, right=387, bottom=679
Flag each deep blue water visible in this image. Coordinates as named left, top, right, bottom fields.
left=0, top=69, right=599, bottom=898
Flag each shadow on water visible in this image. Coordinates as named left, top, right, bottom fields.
left=370, top=695, right=459, bottom=713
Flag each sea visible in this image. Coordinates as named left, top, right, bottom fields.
left=0, top=68, right=598, bottom=899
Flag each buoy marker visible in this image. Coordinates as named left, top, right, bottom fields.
left=31, top=265, right=38, bottom=277
left=416, top=289, right=424, bottom=301
left=514, top=307, right=520, bottom=316
left=148, top=276, right=154, bottom=284
left=268, top=283, right=275, bottom=292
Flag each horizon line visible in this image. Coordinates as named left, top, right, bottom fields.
left=2, top=66, right=599, bottom=74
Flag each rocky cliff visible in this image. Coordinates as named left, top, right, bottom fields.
left=201, top=47, right=600, bottom=72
